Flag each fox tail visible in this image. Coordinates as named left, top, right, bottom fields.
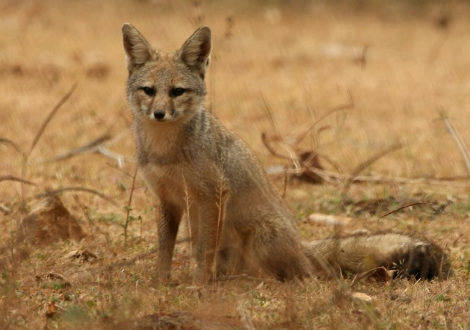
left=303, top=232, right=450, bottom=280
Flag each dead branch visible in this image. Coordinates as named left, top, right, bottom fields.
left=440, top=110, right=470, bottom=176
left=342, top=141, right=405, bottom=191
left=48, top=134, right=112, bottom=161
left=36, top=187, right=117, bottom=207
left=377, top=202, right=434, bottom=220
left=261, top=133, right=292, bottom=161
left=295, top=92, right=354, bottom=145
left=261, top=133, right=303, bottom=173
left=0, top=175, right=37, bottom=186
left=28, top=83, right=78, bottom=157
left=0, top=137, right=25, bottom=157
left=42, top=131, right=133, bottom=167
left=97, top=146, right=129, bottom=167
left=20, top=83, right=78, bottom=205
left=268, top=166, right=470, bottom=188
left=123, top=166, right=139, bottom=242
left=350, top=267, right=393, bottom=287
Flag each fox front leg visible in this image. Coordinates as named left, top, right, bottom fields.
left=193, top=199, right=225, bottom=285
left=157, top=202, right=182, bottom=282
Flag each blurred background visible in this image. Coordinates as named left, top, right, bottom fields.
left=1, top=0, right=470, bottom=207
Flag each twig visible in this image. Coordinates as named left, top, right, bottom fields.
left=342, top=141, right=405, bottom=191
left=440, top=110, right=470, bottom=176
left=295, top=92, right=354, bottom=145
left=261, top=133, right=292, bottom=161
left=106, top=162, right=135, bottom=179
left=21, top=82, right=78, bottom=204
left=28, top=83, right=78, bottom=157
left=47, top=134, right=112, bottom=161
left=267, top=166, right=470, bottom=188
left=377, top=202, right=433, bottom=220
left=97, top=146, right=128, bottom=168
left=0, top=138, right=25, bottom=157
left=261, top=133, right=302, bottom=171
left=42, top=131, right=133, bottom=167
left=0, top=175, right=37, bottom=186
left=350, top=267, right=389, bottom=287
left=123, top=166, right=139, bottom=242
left=261, top=93, right=278, bottom=132
left=36, top=187, right=117, bottom=206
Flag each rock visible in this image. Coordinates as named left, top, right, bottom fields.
left=17, top=196, right=85, bottom=245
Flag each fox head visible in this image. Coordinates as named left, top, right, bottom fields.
left=122, top=24, right=211, bottom=122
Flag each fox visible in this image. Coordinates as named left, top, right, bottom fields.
left=121, top=24, right=450, bottom=284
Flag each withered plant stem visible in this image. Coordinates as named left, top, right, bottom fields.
left=123, top=166, right=139, bottom=243
left=21, top=83, right=78, bottom=206
left=440, top=110, right=470, bottom=176
left=342, top=141, right=405, bottom=192
left=36, top=187, right=117, bottom=206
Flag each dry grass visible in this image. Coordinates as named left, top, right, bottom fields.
left=1, top=0, right=470, bottom=329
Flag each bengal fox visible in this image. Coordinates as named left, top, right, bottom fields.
left=121, top=24, right=450, bottom=283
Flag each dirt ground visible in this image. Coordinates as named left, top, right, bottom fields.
left=1, top=0, right=470, bottom=329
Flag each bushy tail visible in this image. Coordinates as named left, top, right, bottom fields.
left=303, top=232, right=450, bottom=280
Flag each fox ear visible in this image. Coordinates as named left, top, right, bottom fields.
left=122, top=23, right=154, bottom=71
left=179, top=26, right=211, bottom=79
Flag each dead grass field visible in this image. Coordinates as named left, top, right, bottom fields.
left=1, top=0, right=470, bottom=329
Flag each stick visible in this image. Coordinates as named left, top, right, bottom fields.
left=28, top=83, right=78, bottom=157
left=36, top=187, right=117, bottom=206
left=267, top=166, right=470, bottom=188
left=47, top=134, right=112, bottom=161
left=123, top=166, right=139, bottom=242
left=0, top=175, right=37, bottom=186
left=440, top=111, right=470, bottom=176
left=0, top=138, right=25, bottom=157
left=295, top=92, right=354, bottom=145
left=342, top=142, right=405, bottom=191
left=43, top=131, right=133, bottom=166
left=377, top=202, right=433, bottom=220
left=21, top=83, right=78, bottom=204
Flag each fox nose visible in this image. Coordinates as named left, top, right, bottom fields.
left=153, top=110, right=165, bottom=120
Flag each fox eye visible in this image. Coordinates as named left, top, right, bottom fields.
left=170, top=88, right=186, bottom=97
left=141, top=87, right=156, bottom=96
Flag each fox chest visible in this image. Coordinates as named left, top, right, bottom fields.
left=139, top=163, right=189, bottom=208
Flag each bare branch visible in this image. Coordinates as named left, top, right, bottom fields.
left=28, top=83, right=78, bottom=157
left=36, top=187, right=117, bottom=206
left=295, top=93, right=354, bottom=145
left=47, top=134, right=112, bottom=161
left=440, top=110, right=470, bottom=176
left=342, top=142, right=405, bottom=191
left=261, top=133, right=292, bottom=161
left=267, top=166, right=470, bottom=188
left=123, top=166, right=139, bottom=242
left=377, top=202, right=433, bottom=220
left=0, top=175, right=37, bottom=186
left=0, top=138, right=25, bottom=157
left=43, top=131, right=132, bottom=167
